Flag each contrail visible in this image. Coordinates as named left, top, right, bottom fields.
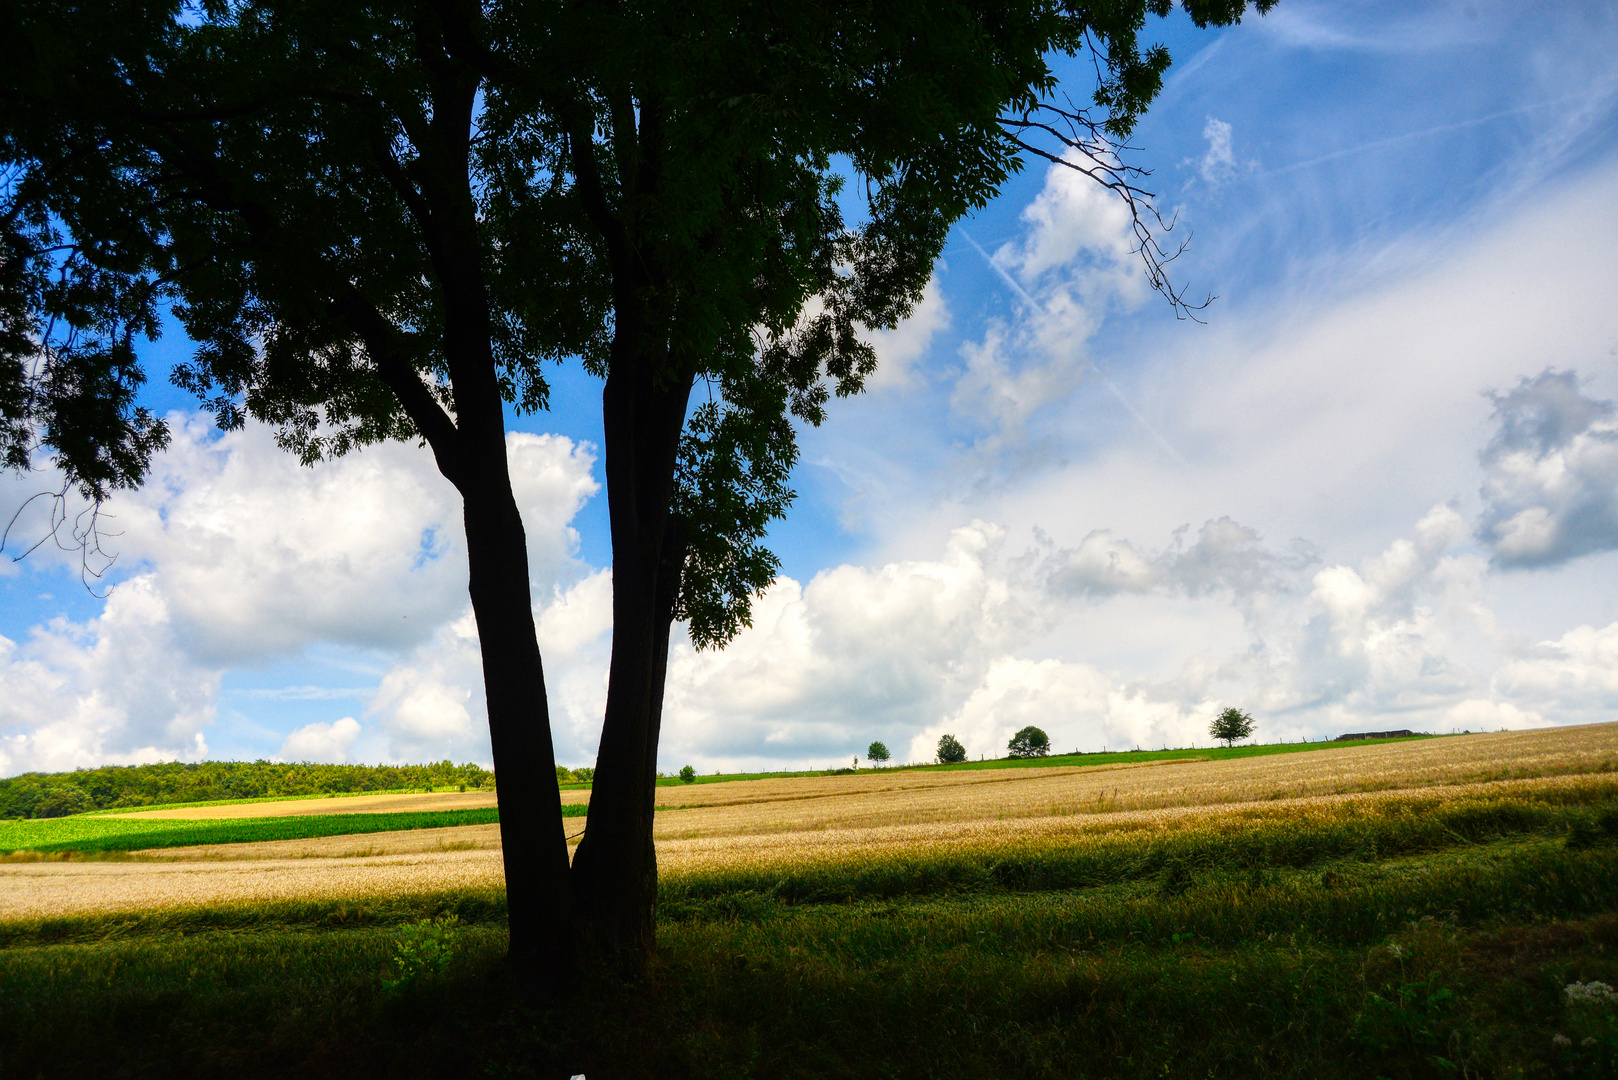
left=1258, top=92, right=1612, bottom=179
left=959, top=230, right=1189, bottom=467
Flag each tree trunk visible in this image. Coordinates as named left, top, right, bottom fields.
left=459, top=450, right=576, bottom=990
left=570, top=353, right=694, bottom=961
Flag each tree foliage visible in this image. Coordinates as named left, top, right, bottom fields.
left=1210, top=707, right=1255, bottom=748
left=866, top=741, right=891, bottom=765
left=936, top=734, right=968, bottom=765
left=1, top=0, right=1273, bottom=642
left=1007, top=726, right=1051, bottom=758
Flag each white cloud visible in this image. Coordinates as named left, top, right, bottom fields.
left=1197, top=117, right=1241, bottom=186
left=363, top=570, right=616, bottom=768
left=0, top=576, right=218, bottom=773
left=865, top=276, right=950, bottom=392
left=0, top=421, right=600, bottom=773
left=656, top=522, right=1042, bottom=769
left=953, top=150, right=1147, bottom=438
left=277, top=716, right=362, bottom=763
left=1493, top=621, right=1618, bottom=722
left=1474, top=369, right=1618, bottom=569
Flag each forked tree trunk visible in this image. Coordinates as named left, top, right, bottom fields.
left=458, top=455, right=577, bottom=988
left=569, top=354, right=694, bottom=960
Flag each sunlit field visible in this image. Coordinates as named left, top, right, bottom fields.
left=3, top=725, right=1618, bottom=1078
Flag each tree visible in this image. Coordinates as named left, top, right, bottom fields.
left=1, top=0, right=1274, bottom=982
left=678, top=765, right=696, bottom=784
left=866, top=741, right=890, bottom=766
left=1007, top=726, right=1050, bottom=759
left=936, top=734, right=968, bottom=765
left=1210, top=708, right=1255, bottom=748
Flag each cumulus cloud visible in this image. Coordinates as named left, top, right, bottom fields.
left=1492, top=621, right=1618, bottom=724
left=0, top=576, right=218, bottom=774
left=278, top=717, right=362, bottom=763
left=364, top=570, right=615, bottom=767
left=1475, top=369, right=1618, bottom=569
left=654, top=522, right=1042, bottom=769
left=0, top=419, right=600, bottom=773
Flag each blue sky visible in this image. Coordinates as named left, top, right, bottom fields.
left=5, top=0, right=1618, bottom=775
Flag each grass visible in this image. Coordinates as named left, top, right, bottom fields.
left=653, top=734, right=1443, bottom=787
left=4, top=788, right=1618, bottom=1077
left=0, top=806, right=583, bottom=854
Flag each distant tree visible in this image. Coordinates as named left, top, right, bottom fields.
left=1210, top=708, right=1255, bottom=748
left=936, top=734, right=968, bottom=765
left=678, top=765, right=697, bottom=784
left=1007, top=726, right=1051, bottom=759
left=866, top=741, right=891, bottom=766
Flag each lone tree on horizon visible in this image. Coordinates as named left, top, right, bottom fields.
left=1211, top=708, right=1255, bottom=748
left=936, top=734, right=968, bottom=765
left=1007, top=726, right=1051, bottom=759
left=2, top=0, right=1278, bottom=986
left=866, top=741, right=891, bottom=766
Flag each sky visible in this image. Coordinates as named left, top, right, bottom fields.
left=5, top=0, right=1618, bottom=776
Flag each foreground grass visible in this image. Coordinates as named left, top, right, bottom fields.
left=4, top=790, right=1618, bottom=1078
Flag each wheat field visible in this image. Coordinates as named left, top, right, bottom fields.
left=4, top=724, right=1615, bottom=920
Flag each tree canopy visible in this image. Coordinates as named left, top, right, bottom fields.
left=1007, top=726, right=1051, bottom=758
left=1210, top=708, right=1255, bottom=747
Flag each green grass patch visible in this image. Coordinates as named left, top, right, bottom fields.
left=652, top=734, right=1448, bottom=787
left=0, top=806, right=587, bottom=854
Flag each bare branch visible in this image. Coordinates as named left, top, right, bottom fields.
left=999, top=100, right=1215, bottom=321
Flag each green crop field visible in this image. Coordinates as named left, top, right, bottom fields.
left=0, top=806, right=583, bottom=854
left=3, top=785, right=1617, bottom=1078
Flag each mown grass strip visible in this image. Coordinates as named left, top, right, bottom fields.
left=0, top=806, right=587, bottom=853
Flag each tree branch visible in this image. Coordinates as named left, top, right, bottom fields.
left=999, top=101, right=1214, bottom=321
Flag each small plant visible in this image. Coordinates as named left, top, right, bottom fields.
left=936, top=734, right=967, bottom=764
left=679, top=765, right=697, bottom=784
left=1210, top=707, right=1255, bottom=748
left=866, top=741, right=890, bottom=765
left=1006, top=726, right=1050, bottom=759
left=382, top=914, right=461, bottom=991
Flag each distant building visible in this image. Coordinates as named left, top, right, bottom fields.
left=1335, top=730, right=1417, bottom=741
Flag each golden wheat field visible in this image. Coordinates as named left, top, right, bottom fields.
left=4, top=724, right=1615, bottom=920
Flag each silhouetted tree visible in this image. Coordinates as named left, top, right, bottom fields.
left=2, top=0, right=1275, bottom=982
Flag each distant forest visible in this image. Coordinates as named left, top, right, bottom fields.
left=0, top=760, right=496, bottom=819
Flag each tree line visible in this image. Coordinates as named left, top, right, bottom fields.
left=0, top=760, right=494, bottom=819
